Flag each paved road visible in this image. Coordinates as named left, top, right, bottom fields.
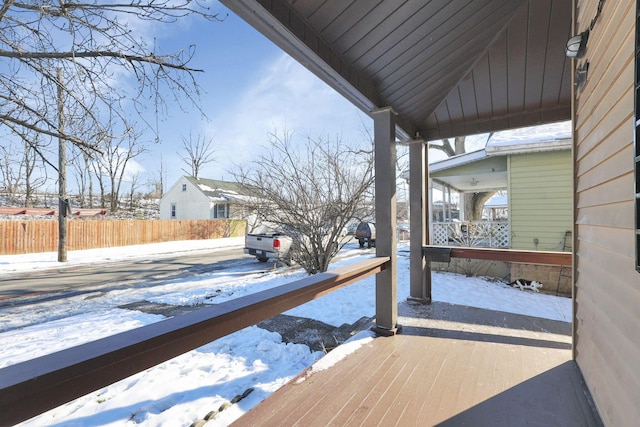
left=0, top=247, right=265, bottom=301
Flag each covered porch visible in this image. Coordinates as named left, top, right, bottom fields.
left=233, top=300, right=599, bottom=426
left=219, top=0, right=575, bottom=310
left=218, top=0, right=590, bottom=424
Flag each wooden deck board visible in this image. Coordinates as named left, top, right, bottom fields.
left=233, top=301, right=602, bottom=426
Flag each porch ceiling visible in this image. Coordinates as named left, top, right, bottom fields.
left=429, top=150, right=509, bottom=192
left=433, top=172, right=507, bottom=193
left=220, top=0, right=573, bottom=141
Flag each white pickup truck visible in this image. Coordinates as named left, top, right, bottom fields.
left=244, top=232, right=293, bottom=263
left=244, top=222, right=352, bottom=264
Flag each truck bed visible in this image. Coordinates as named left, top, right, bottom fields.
left=244, top=233, right=292, bottom=262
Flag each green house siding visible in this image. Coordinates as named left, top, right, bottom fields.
left=508, top=151, right=572, bottom=251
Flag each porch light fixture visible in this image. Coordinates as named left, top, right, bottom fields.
left=566, top=30, right=589, bottom=58
left=575, top=62, right=589, bottom=91
left=566, top=0, right=605, bottom=59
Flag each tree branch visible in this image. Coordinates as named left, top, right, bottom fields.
left=0, top=50, right=204, bottom=72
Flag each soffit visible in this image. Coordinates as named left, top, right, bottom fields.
left=432, top=172, right=508, bottom=193
left=430, top=154, right=508, bottom=193
left=220, top=0, right=573, bottom=140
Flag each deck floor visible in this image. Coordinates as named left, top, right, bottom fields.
left=232, top=301, right=602, bottom=426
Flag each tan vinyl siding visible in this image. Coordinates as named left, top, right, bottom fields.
left=574, top=0, right=640, bottom=425
left=508, top=151, right=572, bottom=251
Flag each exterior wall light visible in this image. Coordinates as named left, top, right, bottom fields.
left=565, top=30, right=589, bottom=58
left=575, top=62, right=589, bottom=91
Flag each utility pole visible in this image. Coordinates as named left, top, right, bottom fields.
left=57, top=68, right=68, bottom=262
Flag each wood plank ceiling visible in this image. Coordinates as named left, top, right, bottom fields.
left=221, top=0, right=573, bottom=141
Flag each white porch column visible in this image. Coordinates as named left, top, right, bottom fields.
left=372, top=107, right=399, bottom=334
left=408, top=140, right=431, bottom=303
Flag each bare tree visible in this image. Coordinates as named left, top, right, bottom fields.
left=179, top=132, right=216, bottom=178
left=145, top=156, right=165, bottom=199
left=128, top=172, right=140, bottom=211
left=96, top=129, right=147, bottom=212
left=0, top=1, right=220, bottom=162
left=234, top=131, right=374, bottom=274
left=428, top=136, right=467, bottom=158
left=22, top=136, right=48, bottom=207
left=0, top=142, right=23, bottom=204
left=92, top=157, right=107, bottom=209
left=70, top=147, right=95, bottom=208
left=0, top=137, right=48, bottom=206
left=428, top=134, right=495, bottom=220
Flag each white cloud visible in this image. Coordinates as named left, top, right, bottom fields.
left=123, top=157, right=146, bottom=183
left=206, top=54, right=371, bottom=173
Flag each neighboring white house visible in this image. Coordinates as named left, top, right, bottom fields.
left=159, top=176, right=251, bottom=220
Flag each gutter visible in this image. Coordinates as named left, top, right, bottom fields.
left=485, top=138, right=572, bottom=155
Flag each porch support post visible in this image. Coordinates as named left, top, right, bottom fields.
left=371, top=107, right=399, bottom=335
left=408, top=140, right=431, bottom=303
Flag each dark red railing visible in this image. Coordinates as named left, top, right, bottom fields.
left=423, top=245, right=572, bottom=266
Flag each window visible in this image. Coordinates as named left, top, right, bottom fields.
left=214, top=204, right=227, bottom=219
left=182, top=184, right=187, bottom=192
left=635, top=0, right=640, bottom=271
left=171, top=203, right=176, bottom=219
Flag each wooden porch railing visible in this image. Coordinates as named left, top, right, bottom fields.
left=0, top=257, right=390, bottom=426
left=423, top=245, right=572, bottom=266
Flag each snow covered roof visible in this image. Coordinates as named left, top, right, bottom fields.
left=183, top=176, right=253, bottom=203
left=484, top=194, right=508, bottom=208
left=427, top=122, right=571, bottom=193
left=431, top=122, right=572, bottom=174
left=485, top=121, right=572, bottom=155
left=429, top=149, right=489, bottom=173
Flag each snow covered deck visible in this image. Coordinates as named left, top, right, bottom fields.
left=233, top=301, right=602, bottom=426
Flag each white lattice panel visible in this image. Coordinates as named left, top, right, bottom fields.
left=432, top=223, right=449, bottom=245
left=431, top=222, right=509, bottom=248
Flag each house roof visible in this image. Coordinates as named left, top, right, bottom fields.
left=184, top=176, right=251, bottom=202
left=485, top=194, right=508, bottom=208
left=219, top=0, right=572, bottom=141
left=485, top=121, right=572, bottom=155
left=429, top=135, right=571, bottom=192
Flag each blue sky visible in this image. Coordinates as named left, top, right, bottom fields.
left=143, top=2, right=373, bottom=189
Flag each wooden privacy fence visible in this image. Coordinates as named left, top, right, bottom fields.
left=0, top=219, right=246, bottom=255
